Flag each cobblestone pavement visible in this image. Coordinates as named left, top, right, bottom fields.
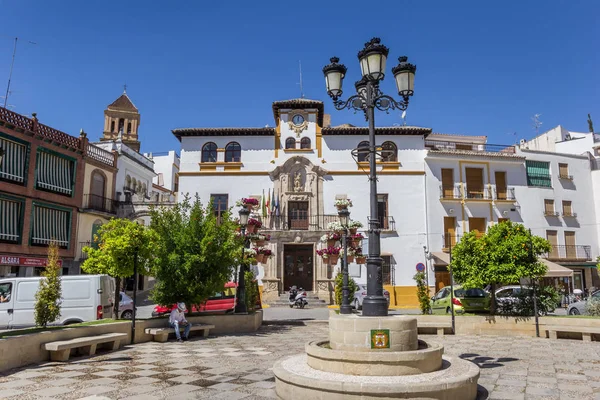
left=1, top=322, right=600, bottom=399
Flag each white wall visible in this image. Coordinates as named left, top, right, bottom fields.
left=151, top=151, right=179, bottom=192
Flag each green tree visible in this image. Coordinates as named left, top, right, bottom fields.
left=335, top=271, right=358, bottom=307
left=450, top=221, right=551, bottom=314
left=82, top=219, right=159, bottom=319
left=34, top=242, right=62, bottom=328
left=244, top=270, right=259, bottom=312
left=150, top=195, right=241, bottom=311
left=414, top=272, right=431, bottom=314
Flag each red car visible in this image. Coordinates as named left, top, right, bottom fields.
left=152, top=282, right=238, bottom=317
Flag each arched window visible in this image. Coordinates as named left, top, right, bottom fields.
left=127, top=122, right=132, bottom=134
left=381, top=141, right=398, bottom=162
left=90, top=170, right=106, bottom=211
left=132, top=178, right=137, bottom=192
left=110, top=120, right=115, bottom=133
left=202, top=142, right=217, bottom=163
left=125, top=175, right=131, bottom=190
left=285, top=137, right=296, bottom=149
left=225, top=142, right=241, bottom=162
left=118, top=118, right=125, bottom=133
left=141, top=183, right=147, bottom=197
left=300, top=137, right=311, bottom=149
left=357, top=141, right=370, bottom=162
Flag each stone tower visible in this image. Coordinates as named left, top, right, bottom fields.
left=101, top=89, right=141, bottom=152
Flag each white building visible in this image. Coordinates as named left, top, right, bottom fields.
left=173, top=99, right=600, bottom=307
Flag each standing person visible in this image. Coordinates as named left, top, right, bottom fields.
left=169, top=303, right=191, bottom=342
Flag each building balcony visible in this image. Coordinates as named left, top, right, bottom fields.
left=562, top=212, right=577, bottom=218
left=464, top=187, right=493, bottom=201
left=544, top=211, right=560, bottom=217
left=83, top=194, right=117, bottom=214
left=558, top=174, right=573, bottom=181
left=257, top=214, right=395, bottom=232
left=439, top=184, right=462, bottom=200
left=544, top=245, right=592, bottom=262
left=493, top=187, right=516, bottom=201
left=425, top=140, right=516, bottom=154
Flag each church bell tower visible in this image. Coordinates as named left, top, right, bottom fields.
left=101, top=88, right=141, bottom=152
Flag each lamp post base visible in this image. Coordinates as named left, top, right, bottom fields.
left=361, top=296, right=389, bottom=317
left=340, top=304, right=353, bottom=314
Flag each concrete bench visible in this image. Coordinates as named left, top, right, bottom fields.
left=418, top=321, right=453, bottom=336
left=145, top=323, right=215, bottom=342
left=546, top=325, right=600, bottom=342
left=43, top=332, right=128, bottom=362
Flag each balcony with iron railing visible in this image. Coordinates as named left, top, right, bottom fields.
left=544, top=245, right=592, bottom=262
left=439, top=184, right=462, bottom=200
left=464, top=186, right=493, bottom=201
left=544, top=210, right=561, bottom=217
left=257, top=214, right=395, bottom=232
left=493, top=187, right=516, bottom=201
left=83, top=194, right=117, bottom=214
left=562, top=212, right=578, bottom=218
left=558, top=173, right=573, bottom=181
left=425, top=140, right=516, bottom=154
left=78, top=241, right=91, bottom=261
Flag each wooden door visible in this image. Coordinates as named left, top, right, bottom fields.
left=495, top=171, right=507, bottom=200
left=443, top=217, right=456, bottom=248
left=288, top=201, right=308, bottom=230
left=546, top=230, right=558, bottom=259
left=435, top=272, right=451, bottom=292
left=465, top=168, right=484, bottom=198
left=544, top=199, right=555, bottom=215
left=441, top=169, right=454, bottom=198
left=469, top=218, right=486, bottom=237
left=283, top=245, right=313, bottom=291
left=565, top=231, right=576, bottom=260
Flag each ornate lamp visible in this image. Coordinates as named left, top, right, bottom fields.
left=323, top=57, right=347, bottom=99
left=392, top=56, right=416, bottom=97
left=238, top=207, right=250, bottom=226
left=357, top=38, right=389, bottom=82
left=337, top=208, right=350, bottom=227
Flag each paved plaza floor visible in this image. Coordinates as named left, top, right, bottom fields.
left=1, top=322, right=600, bottom=400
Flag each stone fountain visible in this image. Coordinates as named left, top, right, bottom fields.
left=274, top=313, right=480, bottom=399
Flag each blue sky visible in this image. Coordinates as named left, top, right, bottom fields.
left=0, top=1, right=598, bottom=153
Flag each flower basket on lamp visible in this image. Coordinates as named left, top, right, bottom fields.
left=321, top=232, right=341, bottom=247
left=334, top=198, right=353, bottom=211
left=250, top=233, right=270, bottom=247
left=350, top=233, right=364, bottom=247
left=341, top=247, right=355, bottom=263
left=354, top=247, right=365, bottom=264
left=327, top=221, right=344, bottom=235
left=237, top=197, right=259, bottom=211
left=255, top=249, right=265, bottom=264
left=348, top=220, right=363, bottom=235
left=260, top=248, right=273, bottom=264
left=247, top=218, right=262, bottom=234
left=243, top=248, right=257, bottom=264
left=319, top=246, right=341, bottom=265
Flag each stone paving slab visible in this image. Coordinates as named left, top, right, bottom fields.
left=2, top=323, right=600, bottom=399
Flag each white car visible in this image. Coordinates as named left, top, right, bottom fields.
left=353, top=284, right=390, bottom=310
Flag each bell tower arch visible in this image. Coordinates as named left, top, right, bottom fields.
left=101, top=88, right=141, bottom=152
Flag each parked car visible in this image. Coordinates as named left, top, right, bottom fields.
left=152, top=282, right=238, bottom=317
left=119, top=292, right=135, bottom=319
left=567, top=290, right=600, bottom=315
left=353, top=284, right=390, bottom=310
left=430, top=285, right=490, bottom=314
left=0, top=275, right=115, bottom=329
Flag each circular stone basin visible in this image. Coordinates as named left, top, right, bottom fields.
left=306, top=340, right=443, bottom=376
left=274, top=354, right=480, bottom=400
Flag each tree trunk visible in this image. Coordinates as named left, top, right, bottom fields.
left=490, top=283, right=497, bottom=315
left=114, top=277, right=121, bottom=320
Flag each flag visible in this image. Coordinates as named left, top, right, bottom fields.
left=275, top=191, right=280, bottom=217
left=261, top=190, right=266, bottom=217
left=271, top=189, right=276, bottom=215
left=266, top=188, right=271, bottom=215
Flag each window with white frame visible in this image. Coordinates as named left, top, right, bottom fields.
left=35, top=149, right=75, bottom=196
left=31, top=204, right=71, bottom=248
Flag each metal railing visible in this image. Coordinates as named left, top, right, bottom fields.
left=544, top=245, right=592, bottom=261
left=86, top=143, right=115, bottom=167
left=425, top=140, right=516, bottom=154
left=544, top=211, right=560, bottom=217
left=257, top=214, right=395, bottom=232
left=562, top=212, right=578, bottom=218
left=558, top=174, right=573, bottom=180
left=493, top=187, right=516, bottom=201
left=83, top=194, right=117, bottom=214
left=464, top=187, right=493, bottom=200
left=378, top=215, right=396, bottom=232
left=79, top=241, right=91, bottom=260
left=439, top=184, right=462, bottom=200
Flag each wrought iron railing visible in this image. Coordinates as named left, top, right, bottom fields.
left=464, top=187, right=493, bottom=200
left=439, top=184, right=462, bottom=200
left=425, top=140, right=516, bottom=154
left=562, top=212, right=577, bottom=218
left=493, top=187, right=516, bottom=201
left=544, top=211, right=560, bottom=217
left=559, top=174, right=573, bottom=180
left=544, top=245, right=592, bottom=261
left=84, top=194, right=117, bottom=214
left=257, top=214, right=395, bottom=232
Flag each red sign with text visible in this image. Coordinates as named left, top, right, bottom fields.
left=0, top=255, right=63, bottom=267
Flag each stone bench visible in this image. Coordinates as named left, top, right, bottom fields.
left=546, top=325, right=600, bottom=342
left=418, top=321, right=453, bottom=336
left=43, top=332, right=128, bottom=362
left=145, top=323, right=215, bottom=342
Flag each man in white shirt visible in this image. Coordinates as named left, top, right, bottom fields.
left=169, top=303, right=191, bottom=342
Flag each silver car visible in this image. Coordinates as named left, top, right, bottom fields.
left=119, top=292, right=135, bottom=319
left=353, top=284, right=390, bottom=310
left=567, top=290, right=600, bottom=315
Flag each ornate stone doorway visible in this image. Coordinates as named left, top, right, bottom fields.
left=283, top=244, right=314, bottom=291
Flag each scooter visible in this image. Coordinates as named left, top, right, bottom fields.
left=288, top=286, right=308, bottom=309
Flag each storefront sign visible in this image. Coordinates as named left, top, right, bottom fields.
left=0, top=255, right=63, bottom=267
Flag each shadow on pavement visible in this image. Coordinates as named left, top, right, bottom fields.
left=460, top=353, right=519, bottom=369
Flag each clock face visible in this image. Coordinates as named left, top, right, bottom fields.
left=292, top=114, right=305, bottom=125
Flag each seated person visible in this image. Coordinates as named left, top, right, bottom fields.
left=169, top=302, right=191, bottom=342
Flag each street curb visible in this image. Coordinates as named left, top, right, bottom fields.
left=263, top=319, right=329, bottom=325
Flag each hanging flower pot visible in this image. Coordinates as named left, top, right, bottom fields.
left=348, top=220, right=363, bottom=235
left=327, top=239, right=337, bottom=247
left=346, top=255, right=355, bottom=263
left=254, top=240, right=266, bottom=247
left=246, top=224, right=256, bottom=234
left=255, top=253, right=265, bottom=263
left=349, top=228, right=358, bottom=235
left=329, top=254, right=340, bottom=265
left=334, top=199, right=353, bottom=210
left=356, top=256, right=366, bottom=264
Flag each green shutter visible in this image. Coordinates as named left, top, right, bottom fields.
left=526, top=161, right=551, bottom=187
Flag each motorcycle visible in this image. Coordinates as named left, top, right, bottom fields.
left=288, top=286, right=308, bottom=309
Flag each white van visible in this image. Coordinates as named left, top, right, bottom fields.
left=0, top=275, right=115, bottom=329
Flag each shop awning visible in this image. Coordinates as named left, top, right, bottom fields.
left=432, top=252, right=450, bottom=265
left=540, top=258, right=574, bottom=278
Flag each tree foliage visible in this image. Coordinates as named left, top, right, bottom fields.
left=244, top=270, right=259, bottom=312
left=413, top=272, right=431, bottom=315
left=34, top=243, right=62, bottom=328
left=150, top=195, right=241, bottom=309
left=335, top=271, right=358, bottom=306
left=81, top=218, right=159, bottom=319
left=451, top=221, right=551, bottom=313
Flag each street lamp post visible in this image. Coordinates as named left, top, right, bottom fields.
left=235, top=208, right=250, bottom=314
left=338, top=208, right=352, bottom=314
left=323, top=38, right=416, bottom=316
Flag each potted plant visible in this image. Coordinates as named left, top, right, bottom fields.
left=348, top=220, right=363, bottom=235
left=261, top=248, right=273, bottom=261
left=327, top=221, right=344, bottom=234
left=320, top=246, right=341, bottom=265
left=249, top=233, right=270, bottom=247
left=341, top=247, right=356, bottom=263
left=321, top=232, right=341, bottom=247
left=237, top=197, right=259, bottom=210
left=334, top=198, right=353, bottom=211
left=244, top=248, right=257, bottom=263
left=350, top=232, right=364, bottom=247
left=254, top=247, right=265, bottom=263
left=354, top=247, right=366, bottom=264
left=246, top=217, right=262, bottom=234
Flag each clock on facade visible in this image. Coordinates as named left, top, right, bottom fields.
left=292, top=114, right=305, bottom=126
